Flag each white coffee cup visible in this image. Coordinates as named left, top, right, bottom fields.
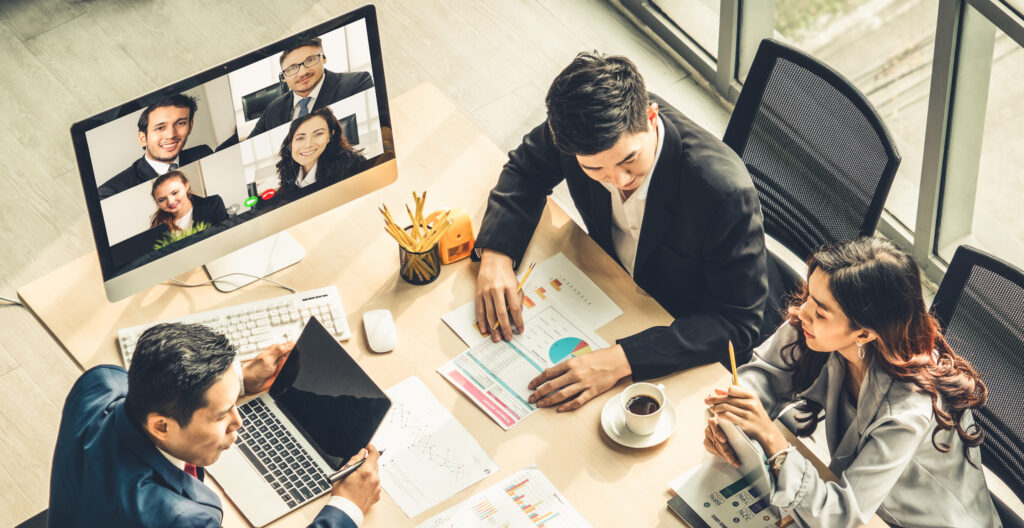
left=620, top=382, right=666, bottom=435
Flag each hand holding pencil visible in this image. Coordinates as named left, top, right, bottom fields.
left=476, top=249, right=528, bottom=342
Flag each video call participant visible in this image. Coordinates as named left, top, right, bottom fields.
left=704, top=237, right=999, bottom=527
left=474, top=52, right=768, bottom=412
left=98, top=94, right=214, bottom=199
left=248, top=37, right=374, bottom=139
left=273, top=107, right=366, bottom=201
left=49, top=323, right=381, bottom=527
left=150, top=170, right=228, bottom=233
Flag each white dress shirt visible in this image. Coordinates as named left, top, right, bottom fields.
left=173, top=208, right=193, bottom=232
left=599, top=115, right=665, bottom=276
left=295, top=163, right=318, bottom=188
left=292, top=75, right=326, bottom=119
left=145, top=155, right=179, bottom=175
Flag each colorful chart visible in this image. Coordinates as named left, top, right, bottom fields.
left=548, top=337, right=592, bottom=363
left=549, top=279, right=562, bottom=291
left=505, top=478, right=560, bottom=527
left=534, top=287, right=547, bottom=300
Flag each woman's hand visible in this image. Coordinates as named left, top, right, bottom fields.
left=703, top=414, right=740, bottom=468
left=704, top=386, right=789, bottom=457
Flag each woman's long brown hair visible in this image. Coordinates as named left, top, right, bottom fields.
left=782, top=237, right=987, bottom=459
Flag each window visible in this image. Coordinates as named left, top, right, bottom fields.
left=936, top=19, right=1024, bottom=270
left=651, top=0, right=720, bottom=58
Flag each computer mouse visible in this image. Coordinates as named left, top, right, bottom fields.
left=363, top=309, right=397, bottom=353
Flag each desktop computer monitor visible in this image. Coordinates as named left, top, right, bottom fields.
left=70, top=5, right=396, bottom=302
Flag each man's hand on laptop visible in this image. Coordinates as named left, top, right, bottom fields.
left=241, top=342, right=294, bottom=395
left=477, top=249, right=524, bottom=342
left=333, top=444, right=382, bottom=513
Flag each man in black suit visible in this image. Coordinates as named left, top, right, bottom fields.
left=475, top=52, right=768, bottom=411
left=98, top=94, right=213, bottom=199
left=247, top=37, right=374, bottom=139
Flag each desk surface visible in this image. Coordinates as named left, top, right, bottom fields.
left=20, top=83, right=883, bottom=528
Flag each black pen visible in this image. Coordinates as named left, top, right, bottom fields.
left=327, top=449, right=385, bottom=483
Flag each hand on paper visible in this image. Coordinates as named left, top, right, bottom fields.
left=332, top=444, right=382, bottom=514
left=241, top=342, right=293, bottom=395
left=476, top=249, right=525, bottom=342
left=704, top=386, right=788, bottom=457
left=528, top=344, right=631, bottom=412
left=704, top=415, right=740, bottom=468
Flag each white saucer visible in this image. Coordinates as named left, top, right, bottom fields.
left=601, top=395, right=677, bottom=448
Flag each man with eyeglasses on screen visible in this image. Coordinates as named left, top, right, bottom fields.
left=248, top=37, right=374, bottom=139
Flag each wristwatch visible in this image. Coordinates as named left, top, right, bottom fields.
left=767, top=446, right=793, bottom=475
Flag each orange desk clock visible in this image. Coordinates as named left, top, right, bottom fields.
left=428, top=208, right=475, bottom=264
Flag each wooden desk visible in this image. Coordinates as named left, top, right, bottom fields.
left=20, top=83, right=881, bottom=527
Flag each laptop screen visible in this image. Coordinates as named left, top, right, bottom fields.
left=269, top=317, right=391, bottom=469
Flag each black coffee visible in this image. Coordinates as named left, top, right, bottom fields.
left=626, top=394, right=660, bottom=415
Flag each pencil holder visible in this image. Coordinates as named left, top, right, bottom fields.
left=398, top=227, right=441, bottom=285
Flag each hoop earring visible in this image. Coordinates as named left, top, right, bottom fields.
left=857, top=342, right=865, bottom=360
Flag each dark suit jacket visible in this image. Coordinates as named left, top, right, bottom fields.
left=49, top=366, right=356, bottom=528
left=190, top=193, right=229, bottom=227
left=98, top=145, right=214, bottom=199
left=248, top=70, right=374, bottom=138
left=475, top=95, right=768, bottom=379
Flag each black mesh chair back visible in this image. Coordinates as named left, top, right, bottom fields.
left=724, top=39, right=901, bottom=260
left=931, top=245, right=1024, bottom=525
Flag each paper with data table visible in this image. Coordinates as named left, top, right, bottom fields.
left=416, top=465, right=591, bottom=528
left=372, top=376, right=499, bottom=518
left=442, top=252, right=622, bottom=347
left=439, top=305, right=608, bottom=429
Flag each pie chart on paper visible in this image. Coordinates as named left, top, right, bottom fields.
left=548, top=337, right=593, bottom=363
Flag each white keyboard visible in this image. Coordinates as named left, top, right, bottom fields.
left=117, top=286, right=351, bottom=366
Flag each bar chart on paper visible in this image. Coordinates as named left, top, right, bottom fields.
left=416, top=466, right=591, bottom=528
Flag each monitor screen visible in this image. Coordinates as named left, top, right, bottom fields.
left=70, top=5, right=396, bottom=301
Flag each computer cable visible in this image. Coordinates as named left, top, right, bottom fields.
left=167, top=273, right=297, bottom=294
left=0, top=294, right=24, bottom=307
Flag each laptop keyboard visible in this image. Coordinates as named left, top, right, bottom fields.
left=235, top=398, right=332, bottom=508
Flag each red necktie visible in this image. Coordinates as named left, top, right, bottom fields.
left=184, top=463, right=199, bottom=479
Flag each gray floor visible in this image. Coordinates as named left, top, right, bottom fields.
left=0, top=0, right=730, bottom=524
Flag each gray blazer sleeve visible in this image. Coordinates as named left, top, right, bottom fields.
left=772, top=408, right=931, bottom=528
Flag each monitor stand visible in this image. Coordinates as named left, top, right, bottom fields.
left=204, top=232, right=305, bottom=292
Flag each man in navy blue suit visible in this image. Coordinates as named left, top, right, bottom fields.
left=49, top=323, right=380, bottom=527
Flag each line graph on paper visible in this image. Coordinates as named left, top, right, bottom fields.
left=374, top=377, right=499, bottom=517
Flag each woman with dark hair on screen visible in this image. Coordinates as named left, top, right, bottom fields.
left=150, top=170, right=228, bottom=235
left=703, top=237, right=999, bottom=528
left=268, top=106, right=365, bottom=205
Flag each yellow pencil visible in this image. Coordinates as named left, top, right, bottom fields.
left=728, top=340, right=738, bottom=385
left=492, top=262, right=536, bottom=332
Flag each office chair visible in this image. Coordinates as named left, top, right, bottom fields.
left=931, top=245, right=1024, bottom=527
left=725, top=38, right=901, bottom=261
left=724, top=38, right=902, bottom=344
left=241, top=81, right=288, bottom=122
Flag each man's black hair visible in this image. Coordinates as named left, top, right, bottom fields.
left=545, top=51, right=649, bottom=156
left=125, top=323, right=235, bottom=430
left=280, top=36, right=324, bottom=66
left=137, top=94, right=199, bottom=134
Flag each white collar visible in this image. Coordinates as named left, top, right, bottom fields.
left=144, top=155, right=179, bottom=176
left=296, top=163, right=318, bottom=188
left=157, top=446, right=188, bottom=471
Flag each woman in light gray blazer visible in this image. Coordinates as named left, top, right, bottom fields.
left=704, top=237, right=1000, bottom=528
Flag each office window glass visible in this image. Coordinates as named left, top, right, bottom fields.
left=936, top=26, right=1024, bottom=270
left=775, top=0, right=939, bottom=230
left=652, top=0, right=720, bottom=59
